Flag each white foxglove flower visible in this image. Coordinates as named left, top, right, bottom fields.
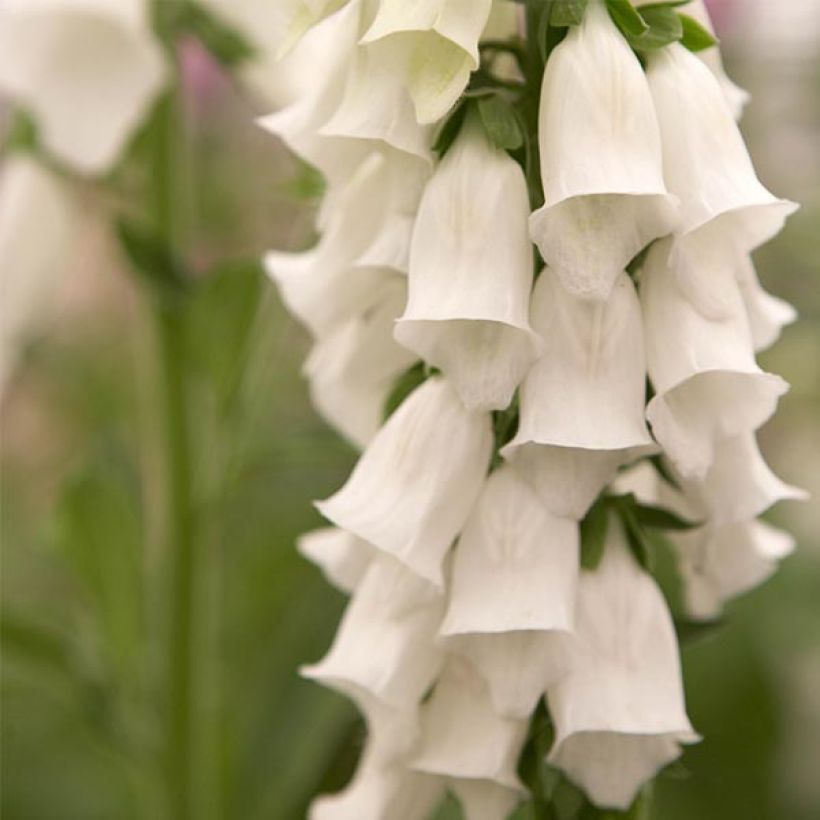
left=412, top=659, right=528, bottom=790
left=316, top=377, right=493, bottom=585
left=0, top=0, right=166, bottom=174
left=528, top=0, right=677, bottom=300
left=304, top=275, right=417, bottom=448
left=303, top=556, right=444, bottom=707
left=450, top=777, right=523, bottom=820
left=547, top=519, right=698, bottom=810
left=641, top=240, right=787, bottom=479
left=273, top=0, right=352, bottom=57
left=736, top=254, right=796, bottom=352
left=394, top=115, right=541, bottom=412
left=0, top=155, right=76, bottom=392
left=360, top=0, right=494, bottom=124
left=503, top=269, right=654, bottom=519
left=672, top=519, right=795, bottom=621
left=646, top=44, right=796, bottom=314
left=297, top=527, right=372, bottom=594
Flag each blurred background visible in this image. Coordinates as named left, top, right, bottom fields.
left=1, top=1, right=819, bottom=818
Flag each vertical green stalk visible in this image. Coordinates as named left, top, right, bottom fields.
left=151, top=65, right=196, bottom=820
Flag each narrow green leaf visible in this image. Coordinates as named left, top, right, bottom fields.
left=638, top=0, right=691, bottom=11
left=383, top=362, right=427, bottom=421
left=477, top=95, right=525, bottom=151
left=628, top=5, right=683, bottom=50
left=678, top=12, right=718, bottom=51
left=432, top=101, right=468, bottom=157
left=550, top=0, right=589, bottom=27
left=632, top=501, right=699, bottom=531
left=580, top=499, right=609, bottom=570
left=606, top=0, right=649, bottom=38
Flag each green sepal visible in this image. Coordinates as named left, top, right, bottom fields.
left=675, top=616, right=726, bottom=645
left=632, top=500, right=699, bottom=531
left=638, top=0, right=691, bottom=10
left=580, top=498, right=609, bottom=570
left=477, top=94, right=525, bottom=151
left=432, top=101, right=468, bottom=157
left=627, top=4, right=683, bottom=50
left=550, top=0, right=589, bottom=27
left=678, top=12, right=718, bottom=51
left=606, top=0, right=649, bottom=38
left=383, top=362, right=428, bottom=421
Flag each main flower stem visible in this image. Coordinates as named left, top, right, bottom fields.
left=151, top=69, right=196, bottom=820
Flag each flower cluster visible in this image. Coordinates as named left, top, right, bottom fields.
left=265, top=1, right=803, bottom=817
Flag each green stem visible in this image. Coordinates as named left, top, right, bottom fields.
left=151, top=71, right=196, bottom=820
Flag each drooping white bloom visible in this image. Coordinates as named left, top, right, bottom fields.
left=528, top=0, right=677, bottom=300
left=503, top=269, right=654, bottom=519
left=412, top=659, right=529, bottom=791
left=450, top=777, right=523, bottom=820
left=735, top=254, right=797, bottom=352
left=316, top=377, right=493, bottom=585
left=304, top=275, right=417, bottom=448
left=641, top=240, right=788, bottom=479
left=303, top=555, right=445, bottom=707
left=0, top=0, right=166, bottom=174
left=440, top=465, right=577, bottom=717
left=360, top=0, right=494, bottom=124
left=646, top=43, right=797, bottom=315
left=394, top=115, right=541, bottom=412
left=546, top=519, right=698, bottom=810
left=673, top=518, right=795, bottom=621
left=297, top=527, right=373, bottom=594
left=0, top=154, right=76, bottom=392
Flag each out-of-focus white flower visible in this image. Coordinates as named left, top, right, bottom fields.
left=546, top=519, right=698, bottom=810
left=529, top=0, right=677, bottom=301
left=360, top=0, right=494, bottom=124
left=646, top=44, right=796, bottom=315
left=412, top=658, right=529, bottom=790
left=0, top=0, right=166, bottom=174
left=304, top=275, right=417, bottom=448
left=394, top=115, right=541, bottom=412
left=297, top=527, right=373, bottom=594
left=503, top=269, right=654, bottom=519
left=0, top=154, right=76, bottom=392
left=316, top=378, right=493, bottom=586
left=265, top=152, right=422, bottom=338
left=641, top=240, right=787, bottom=479
left=450, top=777, right=523, bottom=820
left=673, top=518, right=795, bottom=621
left=303, top=556, right=445, bottom=707
left=735, top=254, right=797, bottom=352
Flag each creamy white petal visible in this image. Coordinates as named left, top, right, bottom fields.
left=412, top=658, right=529, bottom=789
left=0, top=155, right=77, bottom=392
left=450, top=777, right=524, bottom=820
left=529, top=0, right=677, bottom=300
left=271, top=0, right=353, bottom=57
left=361, top=0, right=493, bottom=123
left=641, top=240, right=788, bottom=479
left=646, top=44, right=796, bottom=264
left=0, top=0, right=166, bottom=174
left=297, top=527, right=373, bottom=594
left=503, top=269, right=653, bottom=518
left=736, top=255, right=796, bottom=352
left=672, top=519, right=795, bottom=621
left=395, top=116, right=541, bottom=411
left=304, top=276, right=417, bottom=448
left=547, top=519, right=698, bottom=810
left=316, top=377, right=493, bottom=585
left=303, top=556, right=445, bottom=707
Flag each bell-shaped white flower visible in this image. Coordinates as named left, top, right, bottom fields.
left=736, top=255, right=796, bottom=353
left=316, top=377, right=493, bottom=585
left=297, top=527, right=373, bottom=594
left=0, top=154, right=76, bottom=392
left=672, top=519, right=795, bottom=622
left=360, top=0, right=494, bottom=124
left=304, top=275, right=417, bottom=448
left=450, top=777, right=523, bottom=820
left=528, top=0, right=677, bottom=300
left=394, top=115, right=541, bottom=411
left=412, top=658, right=529, bottom=790
left=503, top=269, right=654, bottom=519
left=646, top=44, right=796, bottom=313
left=272, top=0, right=352, bottom=57
left=546, top=518, right=698, bottom=810
left=0, top=0, right=166, bottom=174
left=303, top=555, right=445, bottom=707
left=641, top=240, right=788, bottom=479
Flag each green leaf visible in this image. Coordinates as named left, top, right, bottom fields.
left=606, top=0, right=649, bottom=38
left=638, top=0, right=691, bottom=10
left=477, top=95, right=525, bottom=151
left=383, top=362, right=427, bottom=421
left=580, top=499, right=609, bottom=570
left=632, top=501, right=699, bottom=531
left=550, top=0, right=589, bottom=27
left=116, top=219, right=190, bottom=302
left=678, top=12, right=718, bottom=51
left=628, top=4, right=683, bottom=50
left=432, top=101, right=468, bottom=157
